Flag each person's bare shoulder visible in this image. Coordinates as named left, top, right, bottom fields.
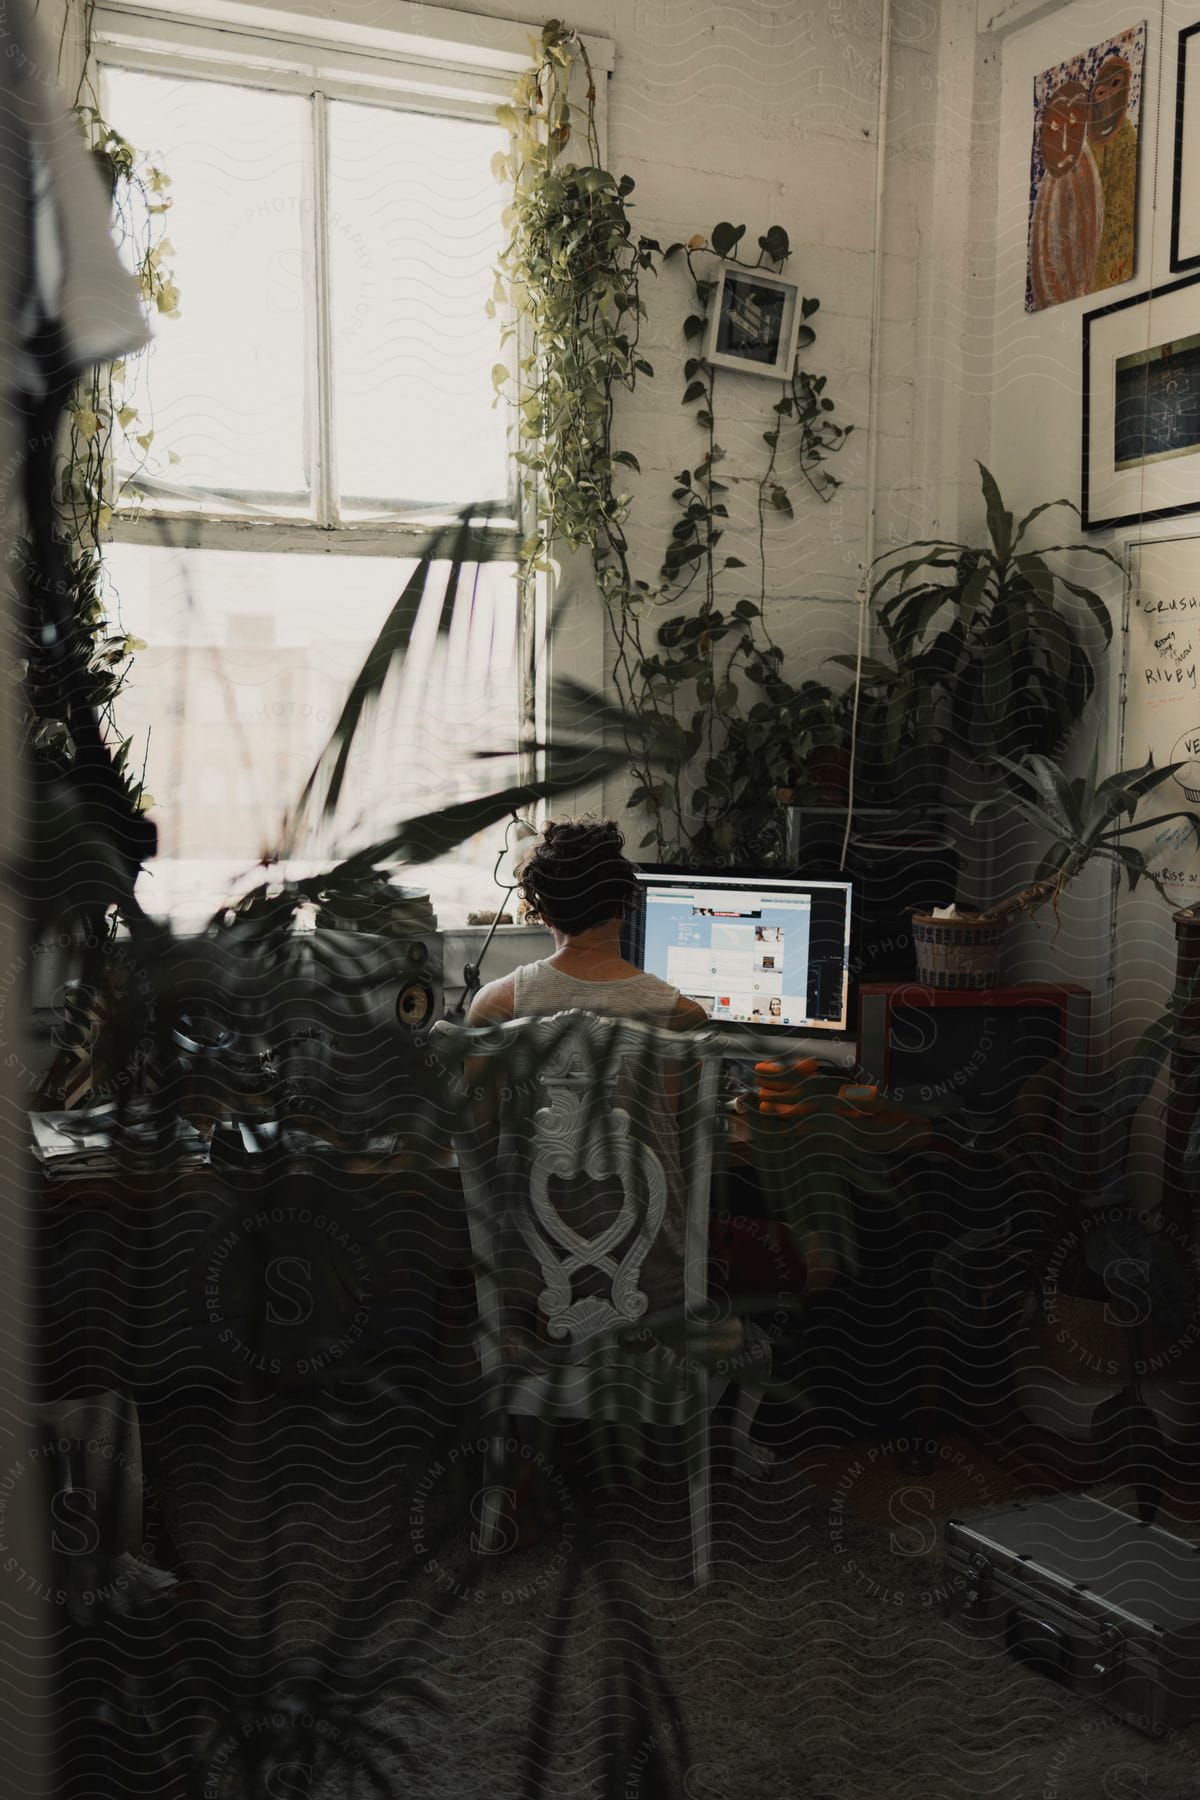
left=669, top=996, right=710, bottom=1030
left=467, top=975, right=516, bottom=1026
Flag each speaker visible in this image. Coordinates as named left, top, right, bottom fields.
left=388, top=935, right=443, bottom=1034
left=856, top=982, right=1090, bottom=1132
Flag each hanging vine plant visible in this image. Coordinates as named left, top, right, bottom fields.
left=20, top=105, right=180, bottom=830
left=494, top=21, right=851, bottom=863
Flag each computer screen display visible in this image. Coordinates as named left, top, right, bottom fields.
left=628, top=869, right=853, bottom=1033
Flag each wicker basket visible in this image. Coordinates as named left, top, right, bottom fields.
left=911, top=910, right=1007, bottom=990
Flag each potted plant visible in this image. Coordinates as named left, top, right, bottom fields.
left=832, top=462, right=1120, bottom=803
left=911, top=750, right=1200, bottom=989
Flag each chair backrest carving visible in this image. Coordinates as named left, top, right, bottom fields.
left=434, top=1010, right=722, bottom=1369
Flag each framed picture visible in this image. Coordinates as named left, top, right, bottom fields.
left=1025, top=22, right=1146, bottom=315
left=1171, top=21, right=1200, bottom=271
left=1082, top=272, right=1200, bottom=530
left=704, top=267, right=800, bottom=379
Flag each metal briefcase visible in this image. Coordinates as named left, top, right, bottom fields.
left=943, top=1493, right=1200, bottom=1736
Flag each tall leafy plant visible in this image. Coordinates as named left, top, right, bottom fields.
left=838, top=463, right=1119, bottom=780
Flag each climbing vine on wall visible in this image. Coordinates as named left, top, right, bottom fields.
left=21, top=105, right=180, bottom=823
left=494, top=20, right=851, bottom=863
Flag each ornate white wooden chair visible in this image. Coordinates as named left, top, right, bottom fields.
left=430, top=1009, right=772, bottom=1587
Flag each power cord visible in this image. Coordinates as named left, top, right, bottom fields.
left=451, top=813, right=537, bottom=1018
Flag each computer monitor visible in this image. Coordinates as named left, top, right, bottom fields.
left=626, top=867, right=853, bottom=1037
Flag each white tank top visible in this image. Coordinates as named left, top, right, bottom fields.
left=512, top=959, right=681, bottom=1021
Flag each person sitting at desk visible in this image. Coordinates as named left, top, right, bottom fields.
left=466, top=815, right=706, bottom=1033
left=465, top=820, right=713, bottom=1536
left=466, top=813, right=706, bottom=1326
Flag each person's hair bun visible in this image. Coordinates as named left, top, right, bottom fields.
left=516, top=816, right=637, bottom=936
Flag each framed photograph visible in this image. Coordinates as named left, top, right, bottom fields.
left=704, top=267, right=800, bottom=379
left=1082, top=272, right=1200, bottom=530
left=1171, top=21, right=1200, bottom=271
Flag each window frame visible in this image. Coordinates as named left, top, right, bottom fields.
left=92, top=0, right=612, bottom=565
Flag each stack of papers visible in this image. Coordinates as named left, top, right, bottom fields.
left=31, top=1109, right=208, bottom=1180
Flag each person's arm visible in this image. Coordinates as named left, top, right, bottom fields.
left=669, top=997, right=708, bottom=1031
left=467, top=975, right=515, bottom=1028
left=462, top=976, right=516, bottom=1133
left=662, top=994, right=709, bottom=1114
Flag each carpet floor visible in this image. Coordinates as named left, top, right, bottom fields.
left=154, top=1399, right=1200, bottom=1800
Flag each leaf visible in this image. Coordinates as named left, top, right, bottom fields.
left=611, top=450, right=641, bottom=472
left=724, top=557, right=747, bottom=570
left=1010, top=496, right=1071, bottom=552
left=801, top=296, right=820, bottom=318
left=682, top=380, right=706, bottom=404
left=682, top=315, right=706, bottom=339
left=710, top=221, right=746, bottom=257
left=1053, top=575, right=1115, bottom=648
left=976, top=461, right=1014, bottom=563
left=1093, top=755, right=1178, bottom=822
left=771, top=486, right=793, bottom=519
left=491, top=363, right=509, bottom=391
left=827, top=654, right=897, bottom=683
left=758, top=224, right=790, bottom=261
left=991, top=751, right=1084, bottom=838
left=1126, top=808, right=1200, bottom=848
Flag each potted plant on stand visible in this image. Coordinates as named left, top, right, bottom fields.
left=912, top=751, right=1200, bottom=989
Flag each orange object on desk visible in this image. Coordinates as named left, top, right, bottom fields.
left=754, top=1058, right=881, bottom=1116
left=753, top=1057, right=819, bottom=1106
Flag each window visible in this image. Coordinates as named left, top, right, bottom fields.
left=92, top=3, right=563, bottom=928
left=101, top=62, right=513, bottom=518
left=106, top=541, right=521, bottom=927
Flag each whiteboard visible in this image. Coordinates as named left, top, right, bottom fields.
left=1125, top=535, right=1200, bottom=902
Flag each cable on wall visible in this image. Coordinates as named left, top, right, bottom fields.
left=839, top=0, right=893, bottom=873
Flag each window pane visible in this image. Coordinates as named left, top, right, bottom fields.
left=105, top=543, right=521, bottom=928
left=328, top=104, right=511, bottom=512
left=102, top=67, right=312, bottom=504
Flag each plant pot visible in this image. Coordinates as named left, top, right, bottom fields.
left=806, top=746, right=851, bottom=805
left=911, top=909, right=1006, bottom=990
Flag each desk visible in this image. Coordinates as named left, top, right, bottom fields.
left=38, top=1087, right=951, bottom=1490
left=37, top=1155, right=462, bottom=1404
